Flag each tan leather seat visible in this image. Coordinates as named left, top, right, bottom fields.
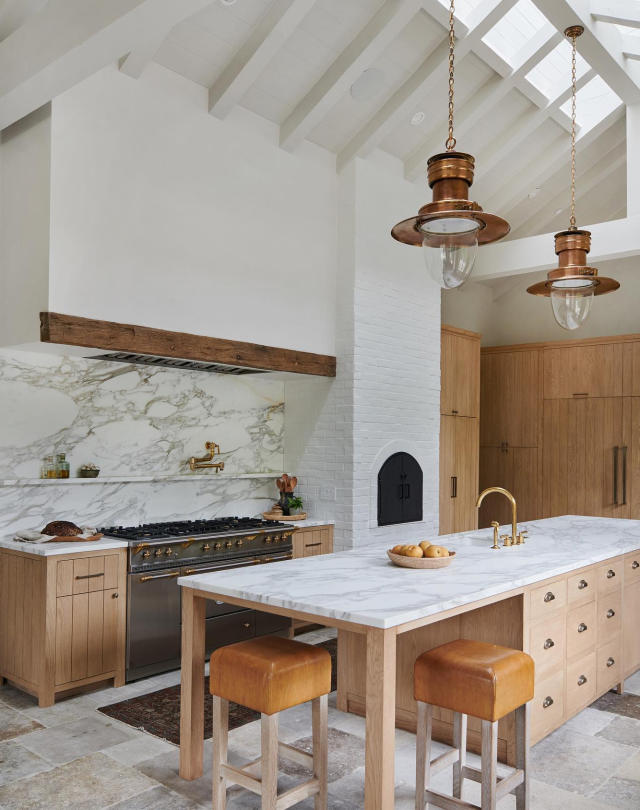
left=210, top=635, right=332, bottom=716
left=414, top=638, right=534, bottom=722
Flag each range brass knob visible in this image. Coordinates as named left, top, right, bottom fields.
left=214, top=542, right=222, bottom=551
left=142, top=550, right=151, bottom=559
left=202, top=543, right=211, bottom=551
left=264, top=537, right=272, bottom=544
left=225, top=541, right=233, bottom=549
left=154, top=549, right=164, bottom=557
left=236, top=540, right=243, bottom=546
left=165, top=548, right=174, bottom=556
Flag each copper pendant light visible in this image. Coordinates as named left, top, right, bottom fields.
left=527, top=25, right=619, bottom=330
left=391, top=0, right=510, bottom=289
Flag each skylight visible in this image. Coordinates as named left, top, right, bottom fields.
left=436, top=0, right=487, bottom=25
left=559, top=75, right=622, bottom=130
left=526, top=40, right=590, bottom=100
left=481, top=0, right=548, bottom=66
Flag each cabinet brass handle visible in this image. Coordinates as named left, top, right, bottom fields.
left=607, top=657, right=615, bottom=668
left=578, top=622, right=588, bottom=633
left=633, top=561, right=640, bottom=570
left=607, top=569, right=616, bottom=579
left=544, top=638, right=555, bottom=650
left=305, top=542, right=322, bottom=548
left=452, top=409, right=458, bottom=414
left=542, top=696, right=554, bottom=709
left=614, top=446, right=619, bottom=505
left=577, top=675, right=588, bottom=686
left=606, top=608, right=616, bottom=618
left=578, top=579, right=588, bottom=590
left=75, top=572, right=104, bottom=580
left=573, top=393, right=588, bottom=397
left=622, top=446, right=628, bottom=505
left=112, top=592, right=119, bottom=599
left=544, top=591, right=555, bottom=603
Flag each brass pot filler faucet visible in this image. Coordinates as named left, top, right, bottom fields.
left=476, top=487, right=528, bottom=550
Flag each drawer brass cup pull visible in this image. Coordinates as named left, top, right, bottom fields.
left=542, top=696, right=554, bottom=709
left=577, top=675, right=588, bottom=686
left=633, top=561, right=639, bottom=570
left=607, top=608, right=616, bottom=618
left=577, top=622, right=588, bottom=633
left=544, top=592, right=555, bottom=603
left=112, top=592, right=119, bottom=599
left=607, top=657, right=615, bottom=668
left=75, top=572, right=104, bottom=580
left=578, top=579, right=588, bottom=590
left=607, top=569, right=616, bottom=579
left=544, top=638, right=555, bottom=650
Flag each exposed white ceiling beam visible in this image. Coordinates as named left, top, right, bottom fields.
left=119, top=0, right=214, bottom=79
left=472, top=67, right=597, bottom=196
left=404, top=25, right=562, bottom=179
left=280, top=0, right=424, bottom=151
left=621, top=35, right=640, bottom=59
left=516, top=139, right=626, bottom=235
left=531, top=0, right=640, bottom=103
left=0, top=0, right=47, bottom=41
left=0, top=0, right=216, bottom=131
left=336, top=0, right=518, bottom=171
left=590, top=1, right=640, bottom=28
left=473, top=214, right=640, bottom=280
left=208, top=0, right=316, bottom=119
left=483, top=105, right=624, bottom=216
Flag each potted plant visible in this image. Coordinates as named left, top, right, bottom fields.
left=287, top=496, right=304, bottom=516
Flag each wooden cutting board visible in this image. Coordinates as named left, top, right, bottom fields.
left=46, top=533, right=103, bottom=543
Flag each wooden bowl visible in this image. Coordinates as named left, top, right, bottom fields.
left=387, top=550, right=455, bottom=569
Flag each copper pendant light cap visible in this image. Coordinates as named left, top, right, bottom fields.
left=564, top=25, right=584, bottom=39
left=527, top=267, right=620, bottom=297
left=554, top=229, right=591, bottom=255
left=427, top=151, right=475, bottom=188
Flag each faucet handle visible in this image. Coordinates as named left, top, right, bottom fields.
left=517, top=529, right=528, bottom=545
left=501, top=534, right=513, bottom=547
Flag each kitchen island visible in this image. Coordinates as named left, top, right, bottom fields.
left=178, top=515, right=640, bottom=810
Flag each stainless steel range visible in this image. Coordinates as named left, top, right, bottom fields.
left=100, top=517, right=295, bottom=681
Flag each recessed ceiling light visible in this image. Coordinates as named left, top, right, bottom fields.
left=411, top=111, right=426, bottom=126
left=528, top=187, right=542, bottom=199
left=350, top=68, right=385, bottom=102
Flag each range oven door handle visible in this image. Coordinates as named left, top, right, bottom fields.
left=139, top=572, right=181, bottom=583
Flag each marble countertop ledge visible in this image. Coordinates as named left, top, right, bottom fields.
left=0, top=472, right=284, bottom=487
left=179, top=516, right=640, bottom=630
left=0, top=536, right=129, bottom=556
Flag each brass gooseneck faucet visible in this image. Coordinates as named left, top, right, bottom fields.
left=476, top=487, right=528, bottom=549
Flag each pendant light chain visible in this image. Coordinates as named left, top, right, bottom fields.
left=569, top=31, right=578, bottom=231
left=446, top=0, right=456, bottom=151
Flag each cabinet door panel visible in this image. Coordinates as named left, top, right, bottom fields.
left=453, top=417, right=479, bottom=532
left=102, top=589, right=119, bottom=673
left=511, top=448, right=539, bottom=522
left=71, top=593, right=89, bottom=681
left=55, top=596, right=73, bottom=685
left=441, top=330, right=480, bottom=417
left=480, top=350, right=540, bottom=447
left=87, top=591, right=104, bottom=677
left=630, top=398, right=640, bottom=519
left=544, top=344, right=623, bottom=399
left=439, top=415, right=456, bottom=535
left=478, top=447, right=512, bottom=528
left=624, top=580, right=640, bottom=677
left=623, top=342, right=640, bottom=396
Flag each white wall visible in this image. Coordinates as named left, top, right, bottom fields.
left=443, top=256, right=640, bottom=346
left=47, top=63, right=337, bottom=355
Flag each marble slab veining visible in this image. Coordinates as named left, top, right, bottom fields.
left=179, top=516, right=640, bottom=629
left=0, top=536, right=128, bottom=556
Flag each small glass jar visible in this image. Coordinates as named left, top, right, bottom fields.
left=45, top=455, right=56, bottom=478
left=41, top=456, right=54, bottom=479
left=55, top=453, right=70, bottom=479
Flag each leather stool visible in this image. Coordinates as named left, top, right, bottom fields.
left=209, top=635, right=331, bottom=810
left=414, top=639, right=534, bottom=810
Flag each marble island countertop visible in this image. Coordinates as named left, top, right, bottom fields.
left=179, top=516, right=640, bottom=629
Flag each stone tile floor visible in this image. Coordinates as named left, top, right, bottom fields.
left=0, top=627, right=639, bottom=809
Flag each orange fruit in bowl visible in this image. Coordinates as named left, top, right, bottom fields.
left=425, top=545, right=449, bottom=558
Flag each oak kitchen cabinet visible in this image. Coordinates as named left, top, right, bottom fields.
left=0, top=546, right=126, bottom=706
left=440, top=326, right=480, bottom=535
left=292, top=524, right=334, bottom=559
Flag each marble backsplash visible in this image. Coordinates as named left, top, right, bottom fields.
left=0, top=348, right=284, bottom=533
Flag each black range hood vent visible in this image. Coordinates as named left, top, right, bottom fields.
left=85, top=352, right=266, bottom=375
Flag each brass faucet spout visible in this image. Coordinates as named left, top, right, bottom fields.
left=476, top=487, right=519, bottom=548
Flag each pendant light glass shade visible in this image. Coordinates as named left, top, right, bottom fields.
left=390, top=1, right=509, bottom=285
left=550, top=279, right=595, bottom=330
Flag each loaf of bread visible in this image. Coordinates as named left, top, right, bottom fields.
left=41, top=520, right=83, bottom=537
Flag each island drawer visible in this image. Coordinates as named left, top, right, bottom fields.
left=567, top=569, right=595, bottom=605
left=597, top=638, right=622, bottom=694
left=566, top=601, right=597, bottom=659
left=56, top=555, right=120, bottom=596
left=530, top=578, right=567, bottom=619
left=597, top=591, right=622, bottom=641
left=531, top=670, right=564, bottom=741
left=597, top=559, right=623, bottom=595
left=566, top=652, right=596, bottom=716
left=529, top=614, right=565, bottom=678
left=625, top=551, right=640, bottom=584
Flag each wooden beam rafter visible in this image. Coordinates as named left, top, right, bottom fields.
left=280, top=0, right=424, bottom=151
left=40, top=313, right=337, bottom=377
left=208, top=0, right=316, bottom=119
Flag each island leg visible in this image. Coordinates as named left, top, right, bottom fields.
left=179, top=588, right=207, bottom=779
left=365, top=627, right=397, bottom=810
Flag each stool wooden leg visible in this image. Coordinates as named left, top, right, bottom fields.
left=515, top=703, right=530, bottom=810
left=480, top=720, right=498, bottom=810
left=312, top=694, right=328, bottom=810
left=415, top=701, right=432, bottom=810
left=212, top=697, right=228, bottom=810
left=453, top=712, right=467, bottom=799
left=261, top=712, right=279, bottom=810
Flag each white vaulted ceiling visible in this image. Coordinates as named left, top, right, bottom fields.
left=3, top=0, right=640, bottom=240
